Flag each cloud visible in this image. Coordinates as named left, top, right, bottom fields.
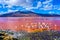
left=49, top=11, right=55, bottom=14
left=42, top=4, right=53, bottom=10
left=4, top=0, right=32, bottom=8
left=25, top=1, right=42, bottom=10
left=43, top=0, right=52, bottom=4
left=58, top=8, right=60, bottom=10
left=25, top=0, right=53, bottom=10
left=42, top=0, right=53, bottom=10
left=0, top=0, right=60, bottom=15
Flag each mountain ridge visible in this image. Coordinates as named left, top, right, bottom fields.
left=0, top=11, right=60, bottom=17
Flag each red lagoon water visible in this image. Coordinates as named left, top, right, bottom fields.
left=0, top=17, right=60, bottom=32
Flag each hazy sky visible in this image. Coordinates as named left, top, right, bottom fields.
left=0, top=0, right=60, bottom=14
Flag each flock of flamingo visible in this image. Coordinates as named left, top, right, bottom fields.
left=0, top=17, right=60, bottom=33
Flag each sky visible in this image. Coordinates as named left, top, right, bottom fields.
left=0, top=0, right=60, bottom=15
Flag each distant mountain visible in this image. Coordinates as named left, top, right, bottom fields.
left=0, top=11, right=60, bottom=17
left=0, top=11, right=40, bottom=17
